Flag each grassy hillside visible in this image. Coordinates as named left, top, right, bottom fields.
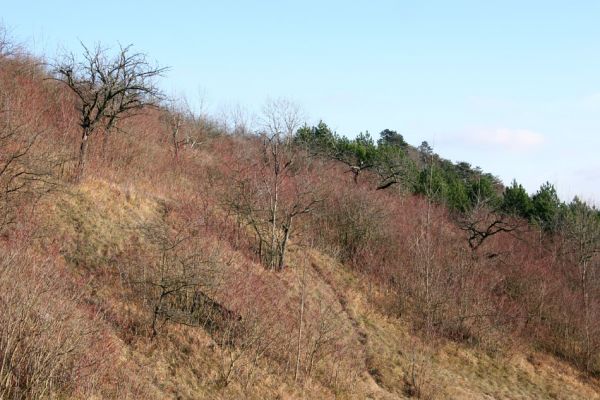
left=1, top=39, right=599, bottom=399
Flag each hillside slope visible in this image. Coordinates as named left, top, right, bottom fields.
left=8, top=178, right=594, bottom=399
left=1, top=45, right=599, bottom=399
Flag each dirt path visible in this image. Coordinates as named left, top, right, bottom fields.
left=309, top=256, right=400, bottom=399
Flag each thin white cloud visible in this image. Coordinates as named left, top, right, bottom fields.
left=464, top=128, right=545, bottom=152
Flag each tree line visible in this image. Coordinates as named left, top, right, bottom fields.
left=295, top=120, right=599, bottom=231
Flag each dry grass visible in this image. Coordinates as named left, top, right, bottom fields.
left=305, top=249, right=600, bottom=400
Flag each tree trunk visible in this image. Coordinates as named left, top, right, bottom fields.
left=151, top=291, right=165, bottom=340
left=278, top=217, right=292, bottom=270
left=172, top=125, right=180, bottom=161
left=76, top=129, right=90, bottom=182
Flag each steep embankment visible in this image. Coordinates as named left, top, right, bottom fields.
left=23, top=178, right=597, bottom=399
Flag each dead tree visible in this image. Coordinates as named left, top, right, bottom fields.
left=53, top=43, right=167, bottom=180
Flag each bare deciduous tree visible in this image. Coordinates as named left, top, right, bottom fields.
left=456, top=206, right=519, bottom=252
left=117, top=219, right=223, bottom=339
left=262, top=97, right=303, bottom=145
left=259, top=99, right=319, bottom=270
left=221, top=103, right=255, bottom=136
left=224, top=99, right=318, bottom=270
left=53, top=43, right=167, bottom=180
left=161, top=97, right=192, bottom=161
left=0, top=25, right=19, bottom=58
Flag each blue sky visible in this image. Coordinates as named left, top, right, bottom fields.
left=3, top=1, right=600, bottom=202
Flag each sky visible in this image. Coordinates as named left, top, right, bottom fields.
left=2, top=1, right=600, bottom=203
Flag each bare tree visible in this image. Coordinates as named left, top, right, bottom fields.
left=456, top=206, right=519, bottom=252
left=262, top=99, right=294, bottom=269
left=53, top=43, right=167, bottom=180
left=222, top=103, right=255, bottom=136
left=262, top=97, right=303, bottom=145
left=259, top=99, right=317, bottom=270
left=0, top=25, right=19, bottom=58
left=222, top=100, right=318, bottom=271
left=161, top=97, right=193, bottom=160
left=116, top=219, right=224, bottom=339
